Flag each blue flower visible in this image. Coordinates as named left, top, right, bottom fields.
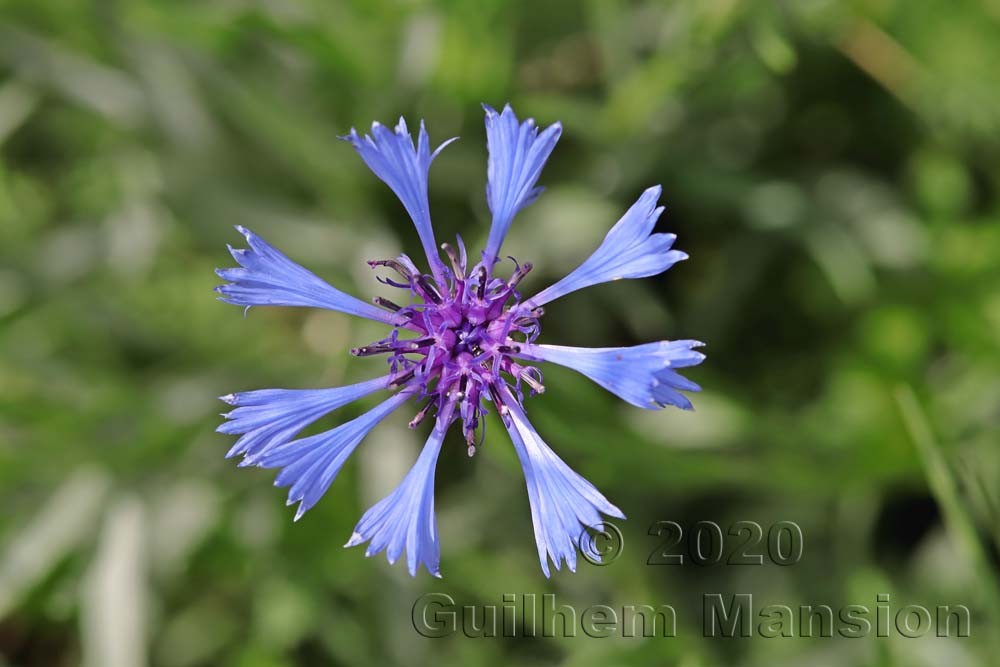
left=501, top=393, right=625, bottom=576
left=525, top=186, right=688, bottom=308
left=218, top=374, right=393, bottom=461
left=254, top=390, right=413, bottom=521
left=216, top=104, right=704, bottom=577
left=516, top=340, right=705, bottom=410
left=340, top=118, right=457, bottom=281
left=482, top=104, right=561, bottom=266
left=344, top=404, right=454, bottom=577
left=215, top=226, right=399, bottom=324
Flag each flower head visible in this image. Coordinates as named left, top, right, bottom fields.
left=216, top=104, right=705, bottom=576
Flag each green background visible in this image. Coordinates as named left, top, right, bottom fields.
left=1, top=0, right=999, bottom=665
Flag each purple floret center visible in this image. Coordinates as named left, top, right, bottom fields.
left=353, top=241, right=544, bottom=454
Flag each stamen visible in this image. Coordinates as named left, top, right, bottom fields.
left=441, top=243, right=465, bottom=279
left=351, top=336, right=434, bottom=357
left=368, top=258, right=415, bottom=283
left=521, top=370, right=545, bottom=394
left=416, top=275, right=443, bottom=304
left=507, top=261, right=532, bottom=290
left=389, top=368, right=416, bottom=387
left=445, top=377, right=465, bottom=400
left=372, top=296, right=402, bottom=312
left=404, top=337, right=435, bottom=350
left=351, top=345, right=384, bottom=357
left=475, top=266, right=487, bottom=300
left=408, top=401, right=434, bottom=429
left=487, top=384, right=509, bottom=417
left=374, top=275, right=411, bottom=289
left=455, top=234, right=468, bottom=271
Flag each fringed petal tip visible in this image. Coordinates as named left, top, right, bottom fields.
left=482, top=103, right=562, bottom=263
left=215, top=226, right=396, bottom=323
left=336, top=128, right=360, bottom=144
left=343, top=420, right=449, bottom=577
left=243, top=390, right=410, bottom=522
left=276, top=492, right=316, bottom=523
left=672, top=250, right=689, bottom=263
left=651, top=364, right=703, bottom=410
left=359, top=531, right=443, bottom=577
left=345, top=527, right=443, bottom=577
left=338, top=117, right=456, bottom=273
left=340, top=118, right=458, bottom=160
left=216, top=375, right=394, bottom=463
left=500, top=396, right=625, bottom=578
left=526, top=186, right=687, bottom=307
left=482, top=102, right=563, bottom=131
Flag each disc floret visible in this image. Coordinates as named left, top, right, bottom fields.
left=354, top=239, right=544, bottom=454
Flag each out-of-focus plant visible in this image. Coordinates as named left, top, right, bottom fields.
left=0, top=1, right=998, bottom=666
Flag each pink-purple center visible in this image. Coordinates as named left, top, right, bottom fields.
left=353, top=241, right=544, bottom=454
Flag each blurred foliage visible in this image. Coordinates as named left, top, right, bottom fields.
left=1, top=0, right=999, bottom=666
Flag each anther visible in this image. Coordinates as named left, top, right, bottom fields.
left=408, top=402, right=434, bottom=429
left=507, top=262, right=533, bottom=290
left=372, top=296, right=401, bottom=312
left=475, top=266, right=487, bottom=300
left=441, top=243, right=465, bottom=278
left=487, top=384, right=509, bottom=416
left=522, top=372, right=545, bottom=394
left=416, top=275, right=443, bottom=304
left=389, top=368, right=416, bottom=387
left=368, top=258, right=412, bottom=279
left=405, top=336, right=435, bottom=350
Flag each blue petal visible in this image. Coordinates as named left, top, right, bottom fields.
left=525, top=186, right=687, bottom=307
left=517, top=340, right=705, bottom=410
left=482, top=104, right=562, bottom=265
left=218, top=374, right=392, bottom=462
left=215, top=226, right=398, bottom=324
left=341, top=118, right=456, bottom=278
left=344, top=412, right=451, bottom=577
left=254, top=390, right=412, bottom=520
left=501, top=395, right=625, bottom=578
